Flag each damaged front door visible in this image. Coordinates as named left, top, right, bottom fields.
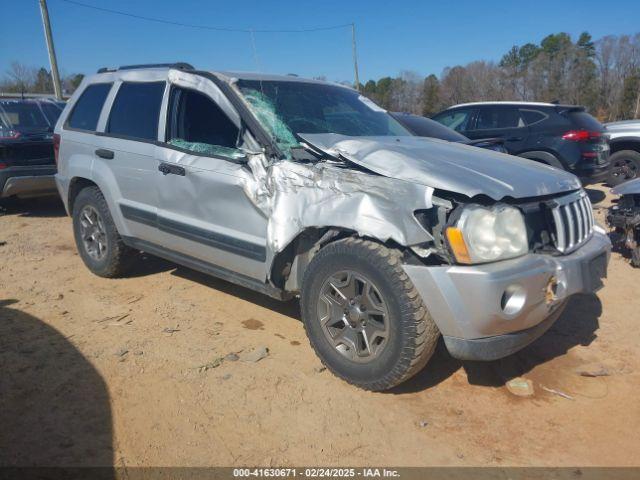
left=154, top=80, right=269, bottom=280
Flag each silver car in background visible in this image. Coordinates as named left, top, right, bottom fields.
left=604, top=119, right=640, bottom=185
left=54, top=63, right=611, bottom=391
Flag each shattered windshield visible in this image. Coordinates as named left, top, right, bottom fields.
left=237, top=80, right=410, bottom=156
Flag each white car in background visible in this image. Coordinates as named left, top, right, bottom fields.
left=605, top=119, right=640, bottom=185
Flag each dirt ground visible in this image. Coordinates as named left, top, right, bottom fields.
left=1, top=184, right=639, bottom=467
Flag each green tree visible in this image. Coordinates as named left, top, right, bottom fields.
left=619, top=70, right=640, bottom=119
left=374, top=77, right=394, bottom=109
left=33, top=68, right=53, bottom=93
left=421, top=74, right=441, bottom=116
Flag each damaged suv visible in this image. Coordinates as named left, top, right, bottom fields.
left=55, top=64, right=611, bottom=391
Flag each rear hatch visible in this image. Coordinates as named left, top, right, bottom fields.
left=0, top=100, right=56, bottom=167
left=561, top=107, right=609, bottom=165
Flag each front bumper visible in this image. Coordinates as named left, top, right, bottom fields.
left=0, top=165, right=57, bottom=198
left=403, top=231, right=611, bottom=361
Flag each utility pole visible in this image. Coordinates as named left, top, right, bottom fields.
left=351, top=23, right=360, bottom=91
left=39, top=0, right=63, bottom=99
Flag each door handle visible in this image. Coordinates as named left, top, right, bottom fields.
left=95, top=148, right=114, bottom=159
left=158, top=163, right=185, bottom=176
left=507, top=136, right=524, bottom=142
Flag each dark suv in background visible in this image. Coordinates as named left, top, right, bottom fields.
left=432, top=102, right=610, bottom=184
left=0, top=98, right=63, bottom=200
left=390, top=112, right=507, bottom=153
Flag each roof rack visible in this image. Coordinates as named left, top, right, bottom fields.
left=96, top=62, right=194, bottom=74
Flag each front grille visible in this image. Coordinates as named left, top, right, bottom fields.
left=550, top=190, right=594, bottom=253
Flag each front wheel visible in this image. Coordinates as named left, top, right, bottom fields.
left=608, top=150, right=640, bottom=186
left=300, top=237, right=440, bottom=391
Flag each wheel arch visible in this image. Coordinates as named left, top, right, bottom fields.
left=68, top=177, right=99, bottom=215
left=269, top=227, right=411, bottom=294
left=67, top=174, right=130, bottom=238
left=609, top=137, right=640, bottom=155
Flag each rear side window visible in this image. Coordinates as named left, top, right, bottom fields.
left=520, top=109, right=548, bottom=126
left=432, top=109, right=473, bottom=132
left=166, top=87, right=242, bottom=158
left=107, top=82, right=165, bottom=141
left=566, top=111, right=603, bottom=131
left=475, top=107, right=525, bottom=130
left=67, top=83, right=112, bottom=131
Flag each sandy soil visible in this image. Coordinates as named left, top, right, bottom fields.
left=1, top=184, right=639, bottom=467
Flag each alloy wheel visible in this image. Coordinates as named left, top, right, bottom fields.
left=79, top=205, right=108, bottom=261
left=611, top=157, right=638, bottom=182
left=317, top=270, right=390, bottom=363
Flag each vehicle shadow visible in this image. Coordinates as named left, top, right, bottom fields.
left=171, top=266, right=301, bottom=320
left=0, top=299, right=114, bottom=470
left=126, top=253, right=176, bottom=278
left=135, top=259, right=601, bottom=393
left=0, top=195, right=66, bottom=218
left=392, top=293, right=601, bottom=393
left=585, top=187, right=606, bottom=204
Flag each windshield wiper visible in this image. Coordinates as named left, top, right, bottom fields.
left=289, top=142, right=326, bottom=162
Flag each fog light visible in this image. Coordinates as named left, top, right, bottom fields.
left=501, top=285, right=526, bottom=315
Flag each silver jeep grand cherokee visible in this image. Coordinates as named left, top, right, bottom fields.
left=54, top=63, right=611, bottom=391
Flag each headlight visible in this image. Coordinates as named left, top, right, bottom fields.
left=446, top=204, right=528, bottom=264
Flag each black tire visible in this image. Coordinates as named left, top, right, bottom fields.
left=300, top=237, right=440, bottom=391
left=632, top=247, right=640, bottom=268
left=608, top=150, right=640, bottom=186
left=72, top=186, right=135, bottom=277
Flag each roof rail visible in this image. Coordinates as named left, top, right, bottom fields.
left=96, top=62, right=194, bottom=74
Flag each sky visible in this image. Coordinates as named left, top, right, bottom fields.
left=1, top=0, right=640, bottom=84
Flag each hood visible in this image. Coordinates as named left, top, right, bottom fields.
left=298, top=134, right=581, bottom=200
left=605, top=120, right=640, bottom=131
left=611, top=178, right=640, bottom=196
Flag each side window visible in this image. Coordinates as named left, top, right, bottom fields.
left=520, top=109, right=548, bottom=126
left=432, top=109, right=473, bottom=132
left=475, top=107, right=525, bottom=130
left=67, top=83, right=112, bottom=131
left=166, top=87, right=242, bottom=159
left=107, top=82, right=165, bottom=141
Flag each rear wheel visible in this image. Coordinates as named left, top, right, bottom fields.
left=608, top=150, right=640, bottom=186
left=72, top=186, right=135, bottom=277
left=300, top=237, right=440, bottom=391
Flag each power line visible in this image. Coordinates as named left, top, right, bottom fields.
left=57, top=0, right=352, bottom=33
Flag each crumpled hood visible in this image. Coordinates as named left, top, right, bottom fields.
left=299, top=133, right=581, bottom=200
left=611, top=178, right=640, bottom=195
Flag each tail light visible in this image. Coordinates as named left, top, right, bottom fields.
left=0, top=162, right=7, bottom=170
left=0, top=129, right=20, bottom=139
left=53, top=133, right=60, bottom=165
left=562, top=130, right=602, bottom=142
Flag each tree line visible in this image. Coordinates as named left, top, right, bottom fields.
left=0, top=62, right=83, bottom=97
left=360, top=32, right=640, bottom=121
left=2, top=31, right=639, bottom=121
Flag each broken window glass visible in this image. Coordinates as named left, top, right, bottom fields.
left=237, top=80, right=409, bottom=158
left=238, top=88, right=300, bottom=157
left=168, top=139, right=245, bottom=159
left=166, top=86, right=243, bottom=159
